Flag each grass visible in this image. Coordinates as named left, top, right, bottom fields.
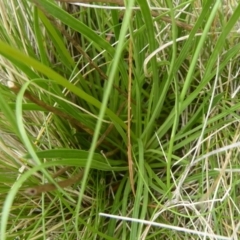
left=0, top=0, right=240, bottom=239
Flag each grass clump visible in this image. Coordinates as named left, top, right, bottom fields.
left=0, top=0, right=240, bottom=239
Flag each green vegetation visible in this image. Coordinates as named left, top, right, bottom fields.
left=0, top=0, right=240, bottom=239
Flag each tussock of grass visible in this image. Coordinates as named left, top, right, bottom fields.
left=0, top=0, right=240, bottom=239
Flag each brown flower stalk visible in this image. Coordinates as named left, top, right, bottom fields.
left=8, top=82, right=94, bottom=135
left=127, top=38, right=135, bottom=195
left=25, top=170, right=84, bottom=195
left=56, top=0, right=197, bottom=32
